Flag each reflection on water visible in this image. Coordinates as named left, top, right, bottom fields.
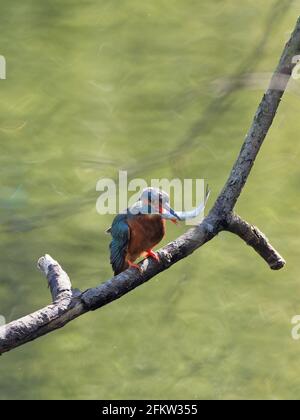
left=0, top=0, right=300, bottom=400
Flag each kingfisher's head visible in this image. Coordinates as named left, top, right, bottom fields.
left=132, top=187, right=180, bottom=221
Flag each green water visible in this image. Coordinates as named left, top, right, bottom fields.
left=1, top=0, right=300, bottom=400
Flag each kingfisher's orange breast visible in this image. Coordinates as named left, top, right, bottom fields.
left=127, top=215, right=165, bottom=262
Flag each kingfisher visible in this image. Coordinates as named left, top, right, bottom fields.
left=106, top=187, right=210, bottom=275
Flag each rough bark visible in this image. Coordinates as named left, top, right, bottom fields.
left=226, top=213, right=285, bottom=270
left=1, top=16, right=299, bottom=355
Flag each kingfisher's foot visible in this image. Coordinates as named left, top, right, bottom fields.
left=146, top=249, right=160, bottom=262
left=128, top=260, right=142, bottom=273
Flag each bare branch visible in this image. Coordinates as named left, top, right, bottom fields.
left=0, top=292, right=86, bottom=355
left=226, top=213, right=286, bottom=270
left=0, top=221, right=215, bottom=354
left=212, top=16, right=300, bottom=216
left=37, top=254, right=72, bottom=302
left=1, top=16, right=299, bottom=355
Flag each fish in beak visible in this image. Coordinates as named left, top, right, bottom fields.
left=160, top=202, right=181, bottom=223
left=174, top=185, right=210, bottom=221
left=131, top=185, right=210, bottom=223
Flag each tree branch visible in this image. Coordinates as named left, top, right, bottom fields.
left=1, top=16, right=300, bottom=355
left=212, top=16, right=300, bottom=216
left=225, top=213, right=286, bottom=270
left=37, top=254, right=73, bottom=302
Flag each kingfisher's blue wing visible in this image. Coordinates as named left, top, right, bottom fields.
left=109, top=214, right=130, bottom=275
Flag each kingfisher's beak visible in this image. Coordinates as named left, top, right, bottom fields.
left=161, top=203, right=181, bottom=222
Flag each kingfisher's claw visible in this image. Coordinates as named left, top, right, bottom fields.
left=146, top=249, right=160, bottom=262
left=128, top=261, right=143, bottom=273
